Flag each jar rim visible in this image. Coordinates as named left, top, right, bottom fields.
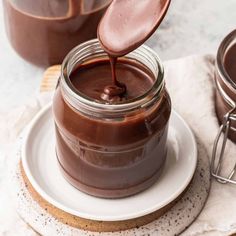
left=60, top=39, right=164, bottom=114
left=216, top=29, right=236, bottom=91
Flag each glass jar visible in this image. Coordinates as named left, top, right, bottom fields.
left=53, top=39, right=171, bottom=198
left=215, top=29, right=236, bottom=143
left=3, top=0, right=110, bottom=66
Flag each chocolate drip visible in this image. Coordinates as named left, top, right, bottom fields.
left=101, top=56, right=126, bottom=102
left=97, top=0, right=170, bottom=102
left=70, top=59, right=154, bottom=103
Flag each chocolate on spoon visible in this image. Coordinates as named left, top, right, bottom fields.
left=98, top=0, right=171, bottom=56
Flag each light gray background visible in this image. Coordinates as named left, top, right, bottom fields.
left=0, top=0, right=235, bottom=110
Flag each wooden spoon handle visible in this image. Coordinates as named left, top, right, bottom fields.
left=40, top=65, right=61, bottom=92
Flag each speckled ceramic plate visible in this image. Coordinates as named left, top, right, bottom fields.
left=21, top=103, right=197, bottom=222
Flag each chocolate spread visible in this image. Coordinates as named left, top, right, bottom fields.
left=53, top=59, right=171, bottom=198
left=71, top=59, right=153, bottom=102
left=98, top=0, right=171, bottom=56
left=3, top=0, right=109, bottom=66
left=97, top=0, right=170, bottom=101
left=53, top=0, right=172, bottom=198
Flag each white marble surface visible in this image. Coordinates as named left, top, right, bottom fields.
left=1, top=1, right=236, bottom=236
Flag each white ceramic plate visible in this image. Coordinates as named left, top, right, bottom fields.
left=22, top=103, right=197, bottom=221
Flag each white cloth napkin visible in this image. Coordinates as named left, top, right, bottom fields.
left=165, top=55, right=236, bottom=236
left=1, top=55, right=236, bottom=236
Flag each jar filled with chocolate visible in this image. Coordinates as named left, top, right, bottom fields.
left=215, top=29, right=236, bottom=143
left=3, top=0, right=110, bottom=66
left=53, top=39, right=171, bottom=198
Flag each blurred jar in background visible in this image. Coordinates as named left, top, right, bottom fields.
left=215, top=29, right=236, bottom=143
left=3, top=0, right=110, bottom=67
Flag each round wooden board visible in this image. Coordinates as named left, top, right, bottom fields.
left=19, top=161, right=188, bottom=232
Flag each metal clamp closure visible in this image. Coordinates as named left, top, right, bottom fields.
left=211, top=106, right=236, bottom=184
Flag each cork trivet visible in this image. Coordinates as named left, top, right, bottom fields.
left=20, top=161, right=188, bottom=232
left=12, top=138, right=210, bottom=236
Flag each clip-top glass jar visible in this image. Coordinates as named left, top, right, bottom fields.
left=215, top=29, right=236, bottom=143
left=53, top=39, right=171, bottom=198
left=3, top=0, right=110, bottom=66
left=212, top=30, right=236, bottom=184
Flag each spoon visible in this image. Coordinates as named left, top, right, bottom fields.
left=98, top=0, right=171, bottom=56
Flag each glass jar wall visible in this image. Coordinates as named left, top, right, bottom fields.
left=53, top=39, right=171, bottom=198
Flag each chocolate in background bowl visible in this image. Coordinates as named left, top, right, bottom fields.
left=3, top=0, right=110, bottom=66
